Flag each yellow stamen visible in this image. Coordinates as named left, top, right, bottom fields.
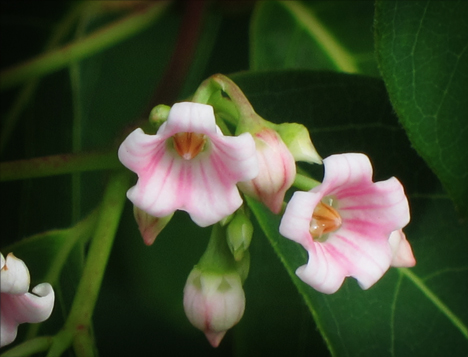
left=310, top=201, right=342, bottom=241
left=173, top=132, right=206, bottom=160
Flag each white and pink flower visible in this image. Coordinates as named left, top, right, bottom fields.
left=279, top=153, right=414, bottom=294
left=118, top=102, right=258, bottom=227
left=1, top=252, right=55, bottom=347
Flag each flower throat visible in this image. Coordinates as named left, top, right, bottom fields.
left=310, top=201, right=342, bottom=241
left=173, top=132, right=206, bottom=160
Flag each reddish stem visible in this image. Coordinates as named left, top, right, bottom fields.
left=145, top=0, right=206, bottom=112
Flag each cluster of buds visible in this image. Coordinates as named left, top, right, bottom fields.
left=117, top=74, right=415, bottom=347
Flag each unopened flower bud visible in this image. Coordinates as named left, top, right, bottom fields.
left=238, top=128, right=296, bottom=214
left=226, top=209, right=253, bottom=261
left=149, top=104, right=171, bottom=128
left=275, top=122, right=322, bottom=164
left=133, top=206, right=173, bottom=246
left=183, top=268, right=245, bottom=348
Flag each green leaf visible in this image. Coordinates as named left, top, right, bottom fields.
left=375, top=0, right=468, bottom=217
left=229, top=70, right=468, bottom=356
left=250, top=1, right=378, bottom=76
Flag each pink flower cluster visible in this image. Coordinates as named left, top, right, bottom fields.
left=118, top=101, right=415, bottom=347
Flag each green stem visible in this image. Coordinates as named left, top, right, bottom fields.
left=192, top=74, right=262, bottom=131
left=199, top=224, right=236, bottom=273
left=72, top=329, right=96, bottom=357
left=0, top=336, right=53, bottom=357
left=63, top=171, right=130, bottom=353
left=0, top=150, right=121, bottom=182
left=293, top=173, right=321, bottom=191
left=23, top=210, right=99, bottom=340
left=47, top=210, right=100, bottom=286
left=69, top=8, right=89, bottom=223
left=45, top=171, right=130, bottom=356
left=0, top=1, right=170, bottom=91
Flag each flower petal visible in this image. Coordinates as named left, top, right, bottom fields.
left=1, top=253, right=30, bottom=295
left=158, top=102, right=219, bottom=137
left=279, top=191, right=320, bottom=247
left=296, top=245, right=348, bottom=294
left=0, top=283, right=54, bottom=347
left=314, top=153, right=374, bottom=197
left=325, top=228, right=392, bottom=290
left=389, top=230, right=416, bottom=267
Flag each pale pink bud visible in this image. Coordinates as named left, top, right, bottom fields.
left=183, top=268, right=245, bottom=347
left=133, top=206, right=173, bottom=246
left=238, top=128, right=296, bottom=214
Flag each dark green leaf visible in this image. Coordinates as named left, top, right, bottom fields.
left=250, top=1, right=378, bottom=76
left=375, top=0, right=468, bottom=217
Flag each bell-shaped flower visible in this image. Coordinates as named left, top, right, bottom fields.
left=279, top=153, right=412, bottom=294
left=389, top=229, right=416, bottom=267
left=238, top=128, right=296, bottom=214
left=1, top=252, right=55, bottom=347
left=118, top=102, right=258, bottom=227
left=183, top=267, right=245, bottom=348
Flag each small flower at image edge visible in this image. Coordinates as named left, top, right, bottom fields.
left=1, top=252, right=55, bottom=347
left=279, top=153, right=413, bottom=294
left=183, top=268, right=245, bottom=348
left=118, top=102, right=258, bottom=227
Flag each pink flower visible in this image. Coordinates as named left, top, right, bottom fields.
left=279, top=153, right=412, bottom=294
left=118, top=102, right=258, bottom=227
left=183, top=268, right=245, bottom=348
left=1, top=252, right=55, bottom=347
left=238, top=128, right=296, bottom=214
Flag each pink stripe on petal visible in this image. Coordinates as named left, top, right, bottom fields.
left=298, top=244, right=347, bottom=294
left=330, top=232, right=391, bottom=289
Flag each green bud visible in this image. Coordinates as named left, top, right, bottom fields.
left=149, top=104, right=171, bottom=129
left=235, top=250, right=250, bottom=283
left=226, top=210, right=254, bottom=261
left=275, top=122, right=322, bottom=164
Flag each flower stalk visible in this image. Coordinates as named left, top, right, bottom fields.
left=46, top=170, right=131, bottom=357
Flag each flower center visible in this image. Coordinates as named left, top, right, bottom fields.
left=309, top=200, right=342, bottom=241
left=173, top=132, right=206, bottom=160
